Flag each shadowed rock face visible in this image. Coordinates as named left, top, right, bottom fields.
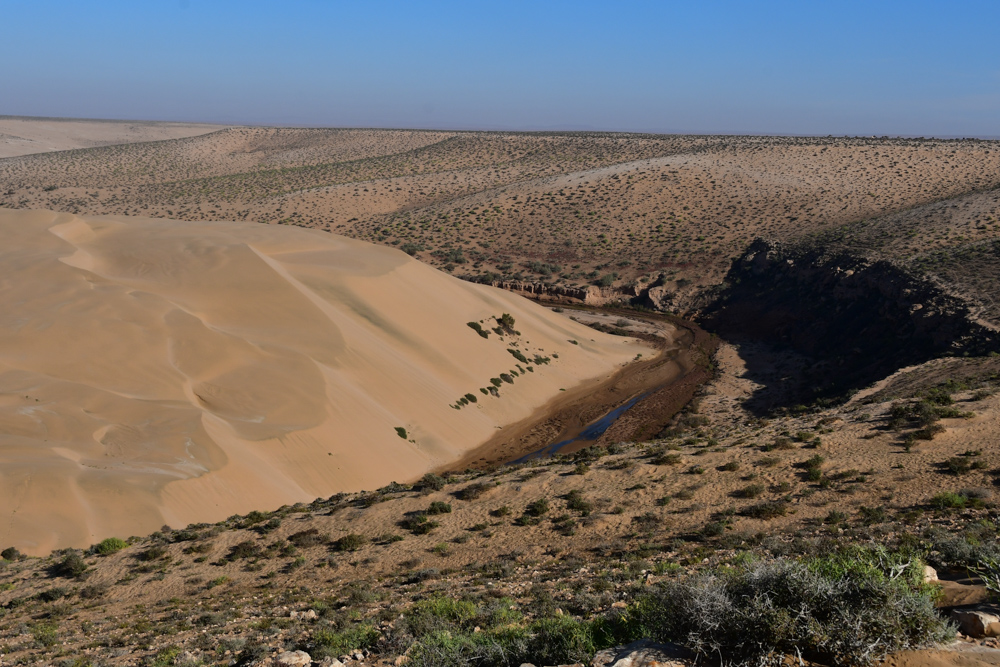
left=699, top=239, right=1000, bottom=411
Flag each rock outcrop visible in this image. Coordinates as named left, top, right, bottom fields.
left=699, top=238, right=1000, bottom=403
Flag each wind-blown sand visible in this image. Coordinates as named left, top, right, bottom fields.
left=0, top=209, right=647, bottom=554
left=0, top=116, right=223, bottom=158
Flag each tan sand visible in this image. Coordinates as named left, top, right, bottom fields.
left=0, top=209, right=646, bottom=554
left=0, top=116, right=223, bottom=158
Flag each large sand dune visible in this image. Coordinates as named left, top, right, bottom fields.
left=0, top=116, right=223, bottom=158
left=0, top=209, right=646, bottom=553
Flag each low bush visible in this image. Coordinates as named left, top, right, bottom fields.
left=311, top=624, right=380, bottom=658
left=634, top=556, right=951, bottom=666
left=427, top=501, right=452, bottom=515
left=333, top=534, right=368, bottom=552
left=94, top=537, right=128, bottom=556
left=457, top=483, right=491, bottom=500
left=744, top=501, right=789, bottom=520
left=51, top=551, right=87, bottom=578
left=420, top=473, right=447, bottom=491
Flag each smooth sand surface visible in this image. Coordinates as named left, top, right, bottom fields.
left=0, top=209, right=646, bottom=553
left=0, top=117, right=223, bottom=158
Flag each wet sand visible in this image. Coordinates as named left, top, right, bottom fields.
left=443, top=308, right=715, bottom=469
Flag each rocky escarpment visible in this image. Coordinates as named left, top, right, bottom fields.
left=461, top=274, right=697, bottom=312
left=700, top=238, right=1000, bottom=406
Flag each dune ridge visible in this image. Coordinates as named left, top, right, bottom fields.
left=0, top=209, right=646, bottom=553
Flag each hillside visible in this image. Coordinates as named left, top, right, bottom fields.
left=3, top=130, right=997, bottom=320
left=0, top=209, right=646, bottom=554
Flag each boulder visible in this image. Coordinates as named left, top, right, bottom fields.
left=923, top=565, right=938, bottom=583
left=951, top=608, right=1000, bottom=638
left=592, top=638, right=694, bottom=667
left=276, top=650, right=312, bottom=667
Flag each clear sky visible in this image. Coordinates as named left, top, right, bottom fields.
left=2, top=0, right=997, bottom=136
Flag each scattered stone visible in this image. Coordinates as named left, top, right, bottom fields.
left=592, top=638, right=695, bottom=667
left=951, top=609, right=1000, bottom=639
left=276, top=650, right=312, bottom=667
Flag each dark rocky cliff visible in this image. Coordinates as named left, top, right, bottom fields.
left=699, top=239, right=1000, bottom=404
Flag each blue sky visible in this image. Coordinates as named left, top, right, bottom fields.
left=2, top=0, right=997, bottom=136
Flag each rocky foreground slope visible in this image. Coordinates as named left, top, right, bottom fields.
left=3, top=330, right=1000, bottom=666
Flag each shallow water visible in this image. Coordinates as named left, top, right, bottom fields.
left=511, top=391, right=649, bottom=463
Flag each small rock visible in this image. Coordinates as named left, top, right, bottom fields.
left=610, top=601, right=627, bottom=609
left=951, top=609, right=1000, bottom=639
left=290, top=609, right=318, bottom=620
left=276, top=650, right=313, bottom=667
left=592, top=638, right=694, bottom=667
left=174, top=651, right=199, bottom=665
left=923, top=565, right=938, bottom=583
left=319, top=658, right=346, bottom=667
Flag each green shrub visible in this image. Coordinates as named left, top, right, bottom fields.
left=744, top=501, right=789, bottom=520
left=737, top=483, right=765, bottom=499
left=467, top=322, right=490, bottom=339
left=333, top=534, right=368, bottom=552
left=427, top=501, right=452, bottom=515
left=395, top=427, right=408, bottom=439
left=94, top=537, right=128, bottom=555
left=635, top=557, right=951, bottom=666
left=930, top=491, right=967, bottom=509
left=312, top=624, right=380, bottom=658
left=1, top=547, right=23, bottom=561
left=458, top=482, right=491, bottom=500
left=420, top=473, right=447, bottom=491
left=402, top=514, right=439, bottom=534
left=526, top=499, right=550, bottom=516
left=52, top=551, right=87, bottom=578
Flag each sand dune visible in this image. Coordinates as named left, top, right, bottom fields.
left=0, top=116, right=224, bottom=158
left=0, top=209, right=646, bottom=553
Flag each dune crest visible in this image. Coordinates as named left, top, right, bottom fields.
left=0, top=209, right=646, bottom=553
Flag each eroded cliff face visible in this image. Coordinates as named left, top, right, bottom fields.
left=461, top=275, right=701, bottom=312
left=699, top=239, right=1000, bottom=403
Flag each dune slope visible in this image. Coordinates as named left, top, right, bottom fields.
left=0, top=209, right=646, bottom=553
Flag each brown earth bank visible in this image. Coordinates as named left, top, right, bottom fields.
left=442, top=307, right=708, bottom=470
